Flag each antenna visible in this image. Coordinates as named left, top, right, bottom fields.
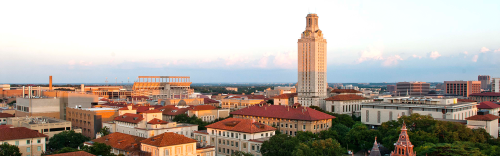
left=115, top=77, right=117, bottom=85
left=105, top=77, right=108, bottom=86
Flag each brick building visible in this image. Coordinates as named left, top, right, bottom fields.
left=66, top=107, right=119, bottom=139
left=444, top=81, right=481, bottom=97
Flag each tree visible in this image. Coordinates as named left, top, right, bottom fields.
left=82, top=142, right=114, bottom=156
left=55, top=147, right=79, bottom=154
left=292, top=138, right=345, bottom=156
left=0, top=143, right=22, bottom=156
left=7, top=100, right=15, bottom=106
left=47, top=130, right=90, bottom=151
left=260, top=134, right=300, bottom=156
left=99, top=127, right=111, bottom=136
left=231, top=151, right=254, bottom=156
left=345, top=123, right=379, bottom=152
left=416, top=142, right=485, bottom=156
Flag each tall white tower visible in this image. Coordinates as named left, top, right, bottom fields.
left=297, top=13, right=328, bottom=108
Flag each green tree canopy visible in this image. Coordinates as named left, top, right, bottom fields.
left=82, top=142, right=114, bottom=156
left=47, top=130, right=90, bottom=151
left=0, top=143, right=22, bottom=156
left=292, top=138, right=345, bottom=156
left=260, top=134, right=300, bottom=156
left=99, top=127, right=111, bottom=136
left=231, top=151, right=254, bottom=156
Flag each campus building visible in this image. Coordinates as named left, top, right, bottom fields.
left=66, top=107, right=119, bottom=139
left=159, top=104, right=230, bottom=122
left=140, top=132, right=215, bottom=156
left=220, top=95, right=267, bottom=110
left=0, top=127, right=48, bottom=156
left=444, top=81, right=481, bottom=97
left=478, top=75, right=491, bottom=90
left=324, top=94, right=372, bottom=116
left=132, top=76, right=193, bottom=100
left=469, top=92, right=500, bottom=102
left=272, top=93, right=297, bottom=106
left=7, top=116, right=79, bottom=138
left=396, top=82, right=430, bottom=96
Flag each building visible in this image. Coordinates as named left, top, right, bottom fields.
left=48, top=151, right=95, bottom=156
left=230, top=104, right=335, bottom=135
left=220, top=95, right=267, bottom=110
left=85, top=132, right=147, bottom=156
left=361, top=97, right=478, bottom=126
left=103, top=110, right=198, bottom=139
left=444, top=81, right=481, bottom=97
left=324, top=94, right=372, bottom=116
left=329, top=89, right=362, bottom=97
left=272, top=93, right=297, bottom=106
left=140, top=132, right=215, bottom=156
left=476, top=101, right=500, bottom=116
left=390, top=123, right=416, bottom=156
left=264, top=86, right=296, bottom=98
left=396, top=82, right=430, bottom=96
left=132, top=76, right=193, bottom=100
left=15, top=97, right=62, bottom=119
left=195, top=118, right=276, bottom=156
left=469, top=92, right=500, bottom=102
left=368, top=137, right=381, bottom=156
left=387, top=85, right=397, bottom=94
left=466, top=111, right=500, bottom=138
left=159, top=105, right=230, bottom=122
left=204, top=98, right=220, bottom=107
left=297, top=13, right=328, bottom=108
left=162, top=98, right=204, bottom=106
left=7, top=116, right=78, bottom=138
left=0, top=127, right=48, bottom=156
left=86, top=86, right=132, bottom=99
left=225, top=87, right=238, bottom=92
left=492, top=78, right=500, bottom=93
left=66, top=107, right=119, bottom=138
left=0, top=112, right=14, bottom=125
left=478, top=75, right=491, bottom=91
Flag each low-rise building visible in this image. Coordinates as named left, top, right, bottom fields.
left=0, top=112, right=14, bottom=125
left=361, top=96, right=478, bottom=126
left=329, top=89, right=362, bottom=97
left=159, top=105, right=229, bottom=122
left=230, top=104, right=335, bottom=135
left=476, top=101, right=500, bottom=116
left=466, top=111, right=500, bottom=138
left=221, top=95, right=267, bottom=110
left=85, top=132, right=147, bottom=156
left=204, top=98, right=220, bottom=107
left=469, top=92, right=500, bottom=103
left=0, top=127, right=48, bottom=156
left=140, top=132, right=215, bottom=156
left=444, top=81, right=481, bottom=97
left=7, top=116, right=78, bottom=138
left=103, top=110, right=198, bottom=139
left=48, top=151, right=95, bottom=156
left=66, top=107, right=119, bottom=139
left=194, top=118, right=276, bottom=156
left=272, top=93, right=297, bottom=106
left=15, top=97, right=62, bottom=119
left=492, top=78, right=500, bottom=93
left=324, top=94, right=372, bottom=116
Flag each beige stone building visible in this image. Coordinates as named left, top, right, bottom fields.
left=264, top=86, right=296, bottom=98
left=230, top=105, right=335, bottom=135
left=140, top=132, right=215, bottom=156
left=0, top=112, right=14, bottom=125
left=132, top=76, right=193, bottom=100
left=476, top=101, right=500, bottom=116
left=221, top=95, right=266, bottom=110
left=466, top=111, right=499, bottom=138
left=361, top=96, right=478, bottom=126
left=194, top=118, right=276, bottom=156
left=7, top=116, right=79, bottom=138
left=297, top=13, right=328, bottom=108
left=15, top=97, right=62, bottom=119
left=66, top=107, right=119, bottom=139
left=324, top=94, right=372, bottom=116
left=272, top=93, right=298, bottom=106
left=0, top=127, right=47, bottom=156
left=163, top=98, right=204, bottom=106
left=159, top=105, right=230, bottom=122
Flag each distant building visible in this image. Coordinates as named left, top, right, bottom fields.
left=15, top=97, right=62, bottom=119
left=469, top=92, right=500, bottom=102
left=492, top=78, right=500, bottom=93
left=132, top=76, right=193, bottom=100
left=204, top=98, right=220, bottom=107
left=444, top=81, right=481, bottom=97
left=476, top=101, right=500, bottom=116
left=0, top=113, right=14, bottom=125
left=340, top=85, right=359, bottom=91
left=230, top=105, right=335, bottom=135
left=396, top=82, right=430, bottom=96
left=272, top=93, right=298, bottom=106
left=329, top=89, right=362, bottom=97
left=466, top=111, right=500, bottom=138
left=85, top=132, right=147, bottom=155
left=390, top=123, right=416, bottom=156
left=361, top=96, right=478, bottom=126
left=0, top=127, right=48, bottom=156
left=387, top=85, right=397, bottom=94
left=158, top=104, right=229, bottom=122
left=140, top=132, right=215, bottom=156
left=220, top=95, right=267, bottom=110
left=7, top=116, right=78, bottom=138
left=324, top=94, right=371, bottom=116
left=66, top=107, right=119, bottom=139
left=196, top=118, right=276, bottom=156
left=264, top=86, right=296, bottom=98
left=478, top=75, right=491, bottom=90
left=225, top=87, right=238, bottom=92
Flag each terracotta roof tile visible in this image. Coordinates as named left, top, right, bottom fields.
left=206, top=118, right=276, bottom=133
left=47, top=151, right=95, bottom=156
left=189, top=105, right=217, bottom=111
left=140, top=132, right=196, bottom=147
left=324, top=94, right=368, bottom=101
left=469, top=92, right=500, bottom=97
left=272, top=93, right=298, bottom=99
left=477, top=101, right=500, bottom=109
left=204, top=98, right=219, bottom=104
left=230, top=105, right=335, bottom=121
left=466, top=114, right=500, bottom=121
left=330, top=89, right=361, bottom=94
left=0, top=113, right=14, bottom=118
left=457, top=99, right=476, bottom=102
left=160, top=105, right=189, bottom=116
left=147, top=118, right=169, bottom=124
left=91, top=132, right=145, bottom=152
left=0, top=127, right=48, bottom=141
left=114, top=113, right=144, bottom=124
left=142, top=109, right=162, bottom=113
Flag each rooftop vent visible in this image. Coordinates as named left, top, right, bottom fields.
left=133, top=117, right=138, bottom=120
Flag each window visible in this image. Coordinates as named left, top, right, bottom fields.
left=236, top=142, right=239, bottom=147
left=243, top=134, right=246, bottom=139
left=212, top=130, right=215, bottom=135
left=218, top=147, right=221, bottom=152
left=231, top=133, right=234, bottom=138
left=223, top=140, right=225, bottom=144
left=303, top=125, right=306, bottom=130
left=313, top=125, right=315, bottom=129
left=243, top=143, right=247, bottom=148
left=38, top=146, right=41, bottom=151
left=27, top=140, right=31, bottom=144
left=37, top=139, right=41, bottom=143
left=218, top=139, right=221, bottom=144
left=27, top=147, right=31, bottom=152
left=223, top=132, right=226, bottom=136
left=223, top=148, right=226, bottom=153
left=252, top=145, right=255, bottom=150
left=231, top=141, right=234, bottom=146
left=219, top=131, right=221, bottom=136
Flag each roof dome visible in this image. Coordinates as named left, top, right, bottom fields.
left=177, top=100, right=187, bottom=106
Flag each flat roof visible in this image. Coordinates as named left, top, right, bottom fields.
left=80, top=108, right=117, bottom=111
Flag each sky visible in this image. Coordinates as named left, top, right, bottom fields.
left=1, top=0, right=500, bottom=83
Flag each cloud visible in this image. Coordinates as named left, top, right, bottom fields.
left=495, top=48, right=500, bottom=52
left=463, top=51, right=468, bottom=55
left=382, top=55, right=403, bottom=67
left=412, top=54, right=422, bottom=59
left=428, top=51, right=441, bottom=59
left=357, top=47, right=384, bottom=63
left=79, top=60, right=93, bottom=66
left=272, top=52, right=297, bottom=69
left=481, top=47, right=490, bottom=53
left=472, top=55, right=478, bottom=62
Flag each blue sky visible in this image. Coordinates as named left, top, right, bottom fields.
left=1, top=0, right=499, bottom=83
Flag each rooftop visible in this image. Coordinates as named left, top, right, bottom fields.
left=469, top=92, right=500, bottom=97
left=47, top=151, right=95, bottom=156
left=0, top=112, right=14, bottom=118
left=80, top=108, right=117, bottom=111
left=140, top=132, right=197, bottom=147
left=330, top=89, right=362, bottom=94
left=272, top=93, right=298, bottom=99
left=325, top=94, right=367, bottom=101
left=114, top=113, right=144, bottom=124
left=477, top=101, right=500, bottom=109
left=466, top=114, right=500, bottom=121
left=0, top=127, right=48, bottom=141
left=230, top=105, right=335, bottom=121
left=89, top=132, right=145, bottom=152
left=206, top=118, right=276, bottom=133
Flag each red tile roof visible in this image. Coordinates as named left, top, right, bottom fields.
left=147, top=118, right=169, bottom=124
left=272, top=93, right=298, bottom=99
left=477, top=101, right=500, bottom=109
left=137, top=106, right=156, bottom=113
left=204, top=98, right=219, bottom=104
left=466, top=114, right=500, bottom=121
left=90, top=132, right=145, bottom=152
left=206, top=118, right=276, bottom=133
left=457, top=99, right=476, bottom=102
left=140, top=132, right=196, bottom=147
left=324, top=94, right=367, bottom=101
left=142, top=109, right=162, bottom=113
left=230, top=105, right=335, bottom=121
left=330, top=89, right=361, bottom=94
left=469, top=92, right=500, bottom=97
left=0, top=112, right=14, bottom=118
left=159, top=105, right=189, bottom=116
left=48, top=151, right=95, bottom=156
left=0, top=127, right=48, bottom=141
left=189, top=105, right=217, bottom=111
left=0, top=125, right=14, bottom=129
left=114, top=113, right=144, bottom=124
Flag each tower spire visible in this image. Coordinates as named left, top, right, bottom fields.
left=390, top=122, right=416, bottom=156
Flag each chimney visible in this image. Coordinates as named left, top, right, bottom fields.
left=23, top=86, right=25, bottom=98
left=49, top=76, right=53, bottom=90
left=127, top=104, right=132, bottom=110
left=38, top=86, right=41, bottom=97
left=81, top=84, right=85, bottom=93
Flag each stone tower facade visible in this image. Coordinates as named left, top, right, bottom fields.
left=297, top=13, right=328, bottom=108
left=390, top=123, right=416, bottom=156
